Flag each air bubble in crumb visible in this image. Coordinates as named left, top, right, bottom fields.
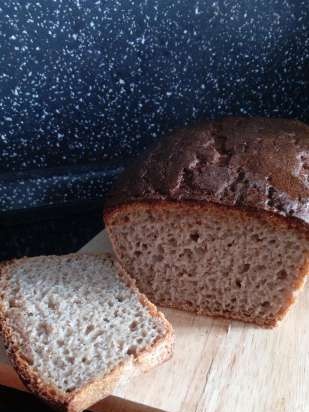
left=130, top=320, right=138, bottom=331
left=127, top=345, right=137, bottom=356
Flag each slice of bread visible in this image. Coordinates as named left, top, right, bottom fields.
left=0, top=253, right=174, bottom=412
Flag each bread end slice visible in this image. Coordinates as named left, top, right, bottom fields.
left=0, top=254, right=174, bottom=412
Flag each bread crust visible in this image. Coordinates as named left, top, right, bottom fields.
left=104, top=201, right=309, bottom=328
left=104, top=117, right=309, bottom=225
left=0, top=254, right=174, bottom=412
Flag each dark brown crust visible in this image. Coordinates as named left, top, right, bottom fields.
left=0, top=254, right=174, bottom=412
left=104, top=201, right=309, bottom=328
left=104, top=117, right=309, bottom=226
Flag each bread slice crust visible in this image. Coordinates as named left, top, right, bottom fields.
left=0, top=254, right=174, bottom=412
left=104, top=201, right=309, bottom=328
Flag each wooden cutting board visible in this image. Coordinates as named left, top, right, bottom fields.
left=1, top=230, right=309, bottom=412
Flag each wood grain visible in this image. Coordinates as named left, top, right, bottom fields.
left=1, top=230, right=308, bottom=412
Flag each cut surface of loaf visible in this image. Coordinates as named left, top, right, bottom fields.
left=0, top=254, right=173, bottom=412
left=105, top=202, right=309, bottom=327
left=104, top=117, right=309, bottom=327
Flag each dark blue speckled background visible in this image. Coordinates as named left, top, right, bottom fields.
left=1, top=0, right=308, bottom=259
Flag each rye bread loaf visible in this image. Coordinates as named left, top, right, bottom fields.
left=104, top=117, right=309, bottom=327
left=0, top=253, right=173, bottom=412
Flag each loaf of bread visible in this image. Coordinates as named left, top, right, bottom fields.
left=104, top=117, right=309, bottom=327
left=0, top=254, right=173, bottom=412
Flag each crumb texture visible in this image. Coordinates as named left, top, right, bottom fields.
left=0, top=254, right=166, bottom=392
left=109, top=204, right=309, bottom=326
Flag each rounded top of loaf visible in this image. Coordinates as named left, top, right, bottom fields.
left=105, top=117, right=309, bottom=224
